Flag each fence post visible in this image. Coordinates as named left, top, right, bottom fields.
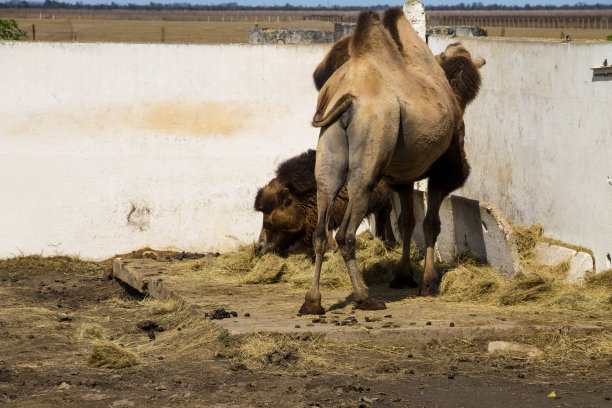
left=32, top=24, right=36, bottom=41
left=161, top=26, right=165, bottom=42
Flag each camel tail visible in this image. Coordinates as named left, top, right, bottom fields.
left=311, top=94, right=354, bottom=128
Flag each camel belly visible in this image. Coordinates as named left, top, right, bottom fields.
left=383, top=122, right=453, bottom=185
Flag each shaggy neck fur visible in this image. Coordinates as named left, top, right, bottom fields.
left=439, top=54, right=482, bottom=110
left=275, top=149, right=318, bottom=198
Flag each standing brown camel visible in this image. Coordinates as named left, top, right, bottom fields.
left=299, top=8, right=485, bottom=314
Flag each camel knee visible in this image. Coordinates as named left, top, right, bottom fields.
left=423, top=216, right=441, bottom=243
left=336, top=232, right=356, bottom=260
left=398, top=209, right=415, bottom=230
left=312, top=225, right=328, bottom=254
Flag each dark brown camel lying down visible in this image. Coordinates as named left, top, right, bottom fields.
left=299, top=8, right=485, bottom=314
left=254, top=149, right=394, bottom=256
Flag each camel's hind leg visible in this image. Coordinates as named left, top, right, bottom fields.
left=335, top=106, right=399, bottom=310
left=299, top=118, right=349, bottom=315
left=421, top=122, right=470, bottom=296
left=389, top=184, right=419, bottom=289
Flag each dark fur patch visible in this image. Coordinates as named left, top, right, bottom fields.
left=351, top=10, right=382, bottom=57
left=313, top=36, right=351, bottom=91
left=439, top=55, right=482, bottom=109
left=382, top=7, right=404, bottom=54
left=427, top=120, right=470, bottom=194
left=275, top=149, right=318, bottom=198
left=259, top=149, right=394, bottom=254
left=368, top=181, right=393, bottom=218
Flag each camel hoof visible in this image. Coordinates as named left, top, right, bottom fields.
left=356, top=298, right=386, bottom=310
left=389, top=275, right=418, bottom=289
left=299, top=301, right=325, bottom=315
left=420, top=283, right=440, bottom=297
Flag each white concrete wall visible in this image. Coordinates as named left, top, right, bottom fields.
left=429, top=36, right=612, bottom=272
left=0, top=42, right=327, bottom=259
left=2, top=39, right=611, bottom=272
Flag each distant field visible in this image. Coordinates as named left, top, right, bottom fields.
left=485, top=26, right=611, bottom=41
left=1, top=9, right=610, bottom=43
left=5, top=18, right=335, bottom=43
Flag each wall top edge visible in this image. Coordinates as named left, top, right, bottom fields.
left=0, top=40, right=333, bottom=48
left=428, top=34, right=612, bottom=45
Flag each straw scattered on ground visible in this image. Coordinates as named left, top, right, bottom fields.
left=0, top=255, right=105, bottom=280
left=87, top=341, right=139, bottom=369
left=231, top=332, right=330, bottom=369
left=171, top=224, right=611, bottom=314
left=174, top=231, right=420, bottom=290
left=78, top=323, right=105, bottom=340
left=439, top=225, right=612, bottom=311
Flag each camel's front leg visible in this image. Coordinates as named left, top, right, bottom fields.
left=421, top=123, right=470, bottom=296
left=421, top=186, right=446, bottom=296
left=299, top=120, right=348, bottom=315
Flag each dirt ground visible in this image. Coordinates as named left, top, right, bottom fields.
left=0, top=256, right=610, bottom=407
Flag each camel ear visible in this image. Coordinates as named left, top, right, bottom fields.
left=472, top=57, right=486, bottom=68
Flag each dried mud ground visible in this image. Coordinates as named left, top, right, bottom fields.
left=0, top=257, right=610, bottom=408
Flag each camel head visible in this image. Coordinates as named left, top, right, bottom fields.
left=254, top=178, right=306, bottom=256
left=435, top=42, right=486, bottom=109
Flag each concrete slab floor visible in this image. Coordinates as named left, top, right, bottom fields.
left=111, top=258, right=606, bottom=346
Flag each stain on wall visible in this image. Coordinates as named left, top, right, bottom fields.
left=136, top=100, right=256, bottom=136
left=127, top=203, right=151, bottom=231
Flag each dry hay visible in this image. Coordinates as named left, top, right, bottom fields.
left=78, top=323, right=105, bottom=340
left=230, top=332, right=330, bottom=369
left=139, top=297, right=183, bottom=315
left=422, top=327, right=612, bottom=374
left=87, top=341, right=139, bottom=369
left=171, top=224, right=610, bottom=314
left=181, top=231, right=419, bottom=290
left=439, top=224, right=612, bottom=312
left=0, top=255, right=105, bottom=280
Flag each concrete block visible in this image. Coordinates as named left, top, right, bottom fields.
left=535, top=242, right=594, bottom=282
left=394, top=192, right=523, bottom=277
left=569, top=252, right=595, bottom=282
left=440, top=196, right=523, bottom=276
left=535, top=242, right=576, bottom=265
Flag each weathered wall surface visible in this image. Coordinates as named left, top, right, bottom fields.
left=0, top=42, right=327, bottom=259
left=248, top=26, right=334, bottom=44
left=2, top=38, right=611, bottom=271
left=429, top=36, right=612, bottom=271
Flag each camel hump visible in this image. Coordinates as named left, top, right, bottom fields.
left=313, top=36, right=351, bottom=91
left=350, top=10, right=387, bottom=58
left=312, top=93, right=354, bottom=128
left=382, top=7, right=405, bottom=52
